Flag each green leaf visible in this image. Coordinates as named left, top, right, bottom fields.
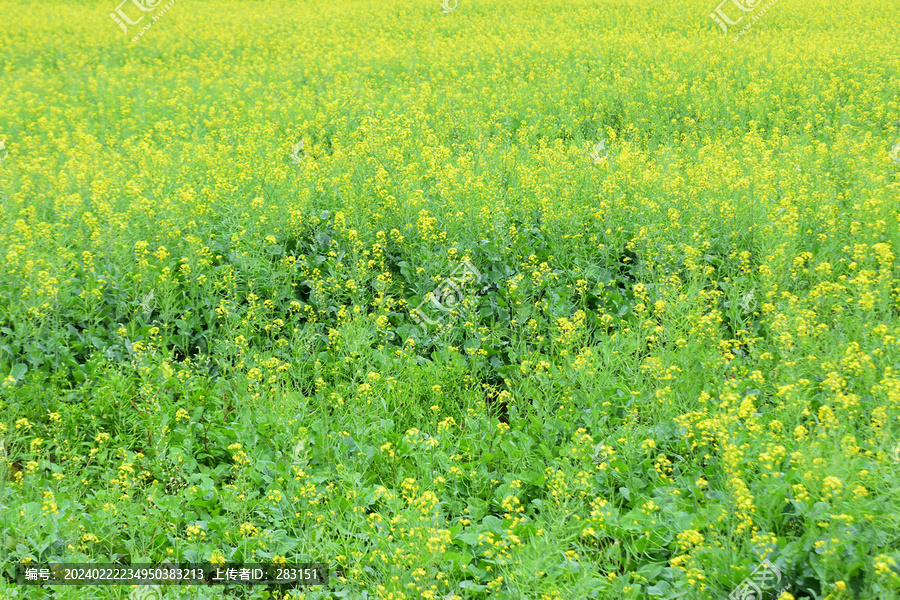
left=638, top=563, right=664, bottom=579
left=455, top=532, right=479, bottom=547
left=10, top=363, right=27, bottom=380
left=482, top=515, right=503, bottom=533
left=458, top=581, right=487, bottom=591
left=646, top=581, right=671, bottom=596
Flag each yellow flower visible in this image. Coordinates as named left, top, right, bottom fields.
left=239, top=522, right=258, bottom=538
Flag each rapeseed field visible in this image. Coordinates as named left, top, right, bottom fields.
left=1, top=0, right=900, bottom=598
